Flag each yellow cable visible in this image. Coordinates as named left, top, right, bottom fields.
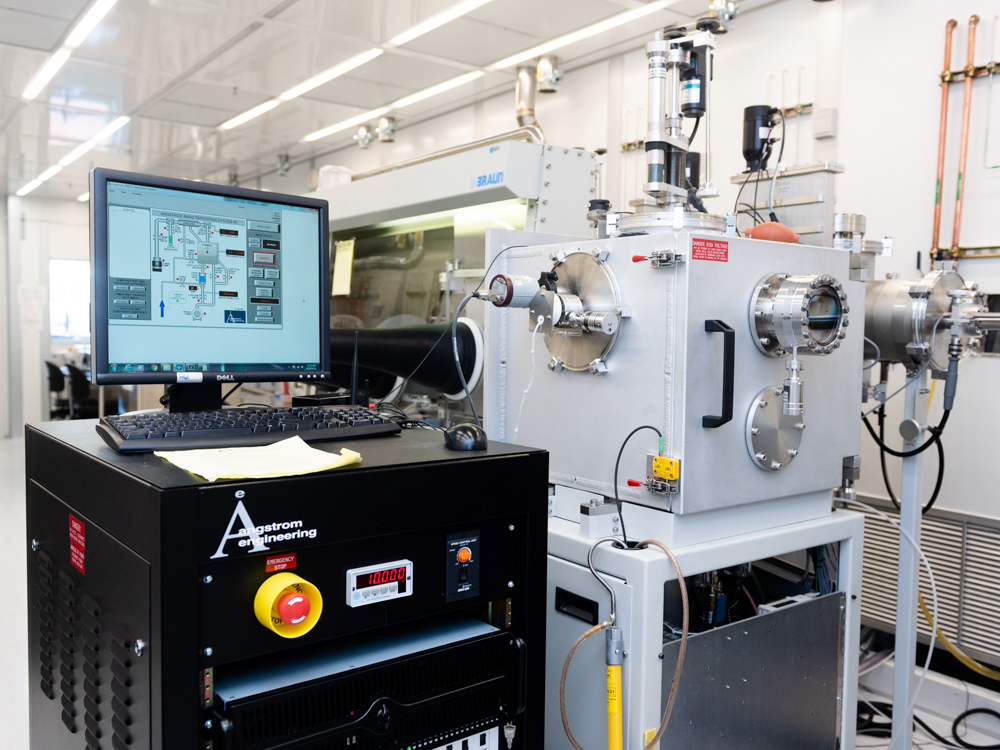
left=607, top=664, right=623, bottom=750
left=919, top=593, right=1000, bottom=680
left=916, top=381, right=1000, bottom=680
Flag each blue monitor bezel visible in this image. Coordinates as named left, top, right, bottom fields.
left=89, top=167, right=331, bottom=386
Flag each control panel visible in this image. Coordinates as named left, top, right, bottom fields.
left=445, top=530, right=480, bottom=603
left=346, top=559, right=414, bottom=608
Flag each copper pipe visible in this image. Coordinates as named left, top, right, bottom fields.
left=932, top=19, right=958, bottom=254
left=952, top=15, right=980, bottom=253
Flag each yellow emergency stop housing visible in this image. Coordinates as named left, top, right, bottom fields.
left=651, top=455, right=679, bottom=481
left=254, top=572, right=323, bottom=638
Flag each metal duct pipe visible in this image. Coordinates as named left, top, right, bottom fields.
left=516, top=64, right=540, bottom=129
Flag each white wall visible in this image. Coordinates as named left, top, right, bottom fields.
left=267, top=0, right=999, bottom=519
left=6, top=196, right=90, bottom=432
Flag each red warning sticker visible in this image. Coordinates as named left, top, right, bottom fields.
left=691, top=237, right=729, bottom=262
left=69, top=514, right=85, bottom=575
left=266, top=553, right=297, bottom=572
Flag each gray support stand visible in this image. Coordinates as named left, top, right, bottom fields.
left=890, top=370, right=930, bottom=747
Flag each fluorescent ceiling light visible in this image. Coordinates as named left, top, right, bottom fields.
left=78, top=192, right=90, bottom=202
left=65, top=0, right=119, bottom=48
left=302, top=70, right=484, bottom=142
left=16, top=165, right=63, bottom=196
left=58, top=115, right=130, bottom=166
left=302, top=107, right=390, bottom=142
left=22, top=0, right=119, bottom=100
left=22, top=48, right=72, bottom=100
left=386, top=0, right=494, bottom=47
left=492, top=0, right=673, bottom=69
left=391, top=71, right=483, bottom=108
left=279, top=48, right=383, bottom=101
left=219, top=100, right=281, bottom=130
left=220, top=48, right=384, bottom=130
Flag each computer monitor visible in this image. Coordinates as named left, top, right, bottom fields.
left=89, top=168, right=330, bottom=411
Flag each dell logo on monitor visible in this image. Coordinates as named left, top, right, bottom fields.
left=216, top=374, right=236, bottom=381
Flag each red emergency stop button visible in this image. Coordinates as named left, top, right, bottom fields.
left=457, top=547, right=472, bottom=563
left=277, top=591, right=311, bottom=625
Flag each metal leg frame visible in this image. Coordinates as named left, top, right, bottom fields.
left=891, top=371, right=930, bottom=747
left=547, top=505, right=865, bottom=750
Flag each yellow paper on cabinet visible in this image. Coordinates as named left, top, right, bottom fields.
left=154, top=436, right=361, bottom=482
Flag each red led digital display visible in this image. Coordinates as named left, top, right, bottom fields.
left=357, top=566, right=408, bottom=592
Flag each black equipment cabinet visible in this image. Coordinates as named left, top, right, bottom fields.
left=25, top=421, right=548, bottom=750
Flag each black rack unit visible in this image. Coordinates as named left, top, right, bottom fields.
left=25, top=422, right=548, bottom=750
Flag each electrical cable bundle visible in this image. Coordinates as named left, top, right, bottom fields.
left=857, top=699, right=1000, bottom=749
left=559, top=538, right=689, bottom=750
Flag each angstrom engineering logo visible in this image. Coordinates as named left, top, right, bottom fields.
left=210, top=500, right=318, bottom=559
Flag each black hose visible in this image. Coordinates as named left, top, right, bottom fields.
left=952, top=708, right=1000, bottom=749
left=874, top=405, right=944, bottom=515
left=862, top=408, right=950, bottom=458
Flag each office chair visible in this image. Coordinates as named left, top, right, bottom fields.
left=43, top=361, right=71, bottom=420
left=66, top=363, right=100, bottom=419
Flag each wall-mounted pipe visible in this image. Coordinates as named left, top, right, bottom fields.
left=516, top=64, right=540, bottom=129
left=931, top=19, right=957, bottom=255
left=350, top=125, right=545, bottom=181
left=952, top=15, right=980, bottom=254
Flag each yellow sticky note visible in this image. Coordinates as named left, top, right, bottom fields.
left=155, top=437, right=361, bottom=482
left=332, top=238, right=355, bottom=296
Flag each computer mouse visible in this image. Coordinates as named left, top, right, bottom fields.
left=443, top=423, right=488, bottom=451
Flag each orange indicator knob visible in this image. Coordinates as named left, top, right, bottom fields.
left=457, top=547, right=472, bottom=563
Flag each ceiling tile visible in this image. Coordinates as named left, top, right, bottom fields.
left=302, top=75, right=411, bottom=109
left=2, top=0, right=89, bottom=21
left=465, top=0, right=636, bottom=42
left=401, top=17, right=537, bottom=67
left=0, top=8, right=69, bottom=51
left=196, top=21, right=375, bottom=96
left=141, top=98, right=241, bottom=127
left=164, top=80, right=270, bottom=114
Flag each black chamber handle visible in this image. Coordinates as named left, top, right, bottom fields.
left=702, top=319, right=734, bottom=428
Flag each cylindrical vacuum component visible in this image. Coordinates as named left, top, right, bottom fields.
left=832, top=213, right=867, bottom=250
left=864, top=269, right=967, bottom=372
left=742, top=105, right=775, bottom=171
left=489, top=274, right=540, bottom=308
left=568, top=311, right=619, bottom=335
left=751, top=273, right=849, bottom=357
left=328, top=322, right=482, bottom=399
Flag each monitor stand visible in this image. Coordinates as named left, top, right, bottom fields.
left=164, top=383, right=223, bottom=414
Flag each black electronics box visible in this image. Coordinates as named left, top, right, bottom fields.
left=25, top=421, right=548, bottom=750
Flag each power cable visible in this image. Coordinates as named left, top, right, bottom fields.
left=612, top=425, right=662, bottom=545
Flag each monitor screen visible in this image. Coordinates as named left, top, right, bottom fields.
left=90, top=169, right=330, bottom=385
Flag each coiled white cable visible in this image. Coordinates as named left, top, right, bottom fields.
left=512, top=316, right=544, bottom=442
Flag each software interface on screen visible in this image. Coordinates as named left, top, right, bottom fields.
left=105, top=180, right=322, bottom=376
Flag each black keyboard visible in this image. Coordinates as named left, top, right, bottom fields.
left=96, top=406, right=401, bottom=454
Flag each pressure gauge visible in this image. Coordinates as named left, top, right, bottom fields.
left=489, top=274, right=539, bottom=308
left=750, top=273, right=849, bottom=357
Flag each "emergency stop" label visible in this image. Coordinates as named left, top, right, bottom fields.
left=266, top=553, right=297, bottom=572
left=69, top=514, right=85, bottom=575
left=692, top=237, right=729, bottom=262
